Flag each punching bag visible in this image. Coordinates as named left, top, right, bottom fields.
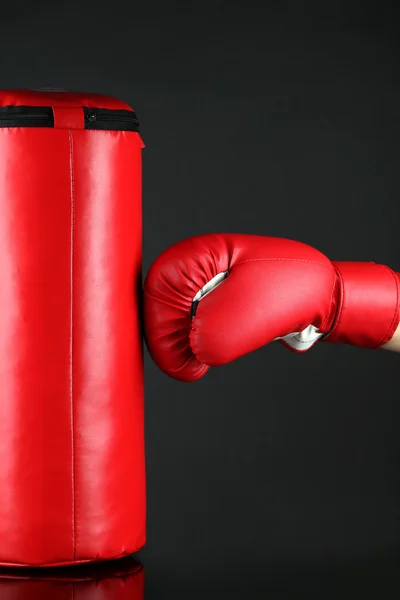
left=0, top=89, right=145, bottom=566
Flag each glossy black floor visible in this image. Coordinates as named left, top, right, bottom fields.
left=0, top=549, right=398, bottom=598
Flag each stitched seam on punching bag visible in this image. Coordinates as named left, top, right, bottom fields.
left=69, top=130, right=76, bottom=560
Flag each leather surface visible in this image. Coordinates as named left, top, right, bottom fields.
left=144, top=234, right=400, bottom=382
left=0, top=89, right=133, bottom=110
left=144, top=234, right=336, bottom=381
left=53, top=107, right=85, bottom=129
left=0, top=90, right=145, bottom=566
left=326, top=261, right=400, bottom=347
left=0, top=556, right=144, bottom=599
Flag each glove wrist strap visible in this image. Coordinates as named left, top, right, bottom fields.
left=324, top=261, right=400, bottom=348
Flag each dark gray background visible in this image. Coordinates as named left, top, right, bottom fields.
left=1, top=1, right=400, bottom=596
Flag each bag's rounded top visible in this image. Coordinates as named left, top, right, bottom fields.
left=0, top=89, right=134, bottom=111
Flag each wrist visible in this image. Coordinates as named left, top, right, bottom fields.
left=324, top=262, right=400, bottom=348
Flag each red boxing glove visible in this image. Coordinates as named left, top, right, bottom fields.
left=144, top=234, right=400, bottom=382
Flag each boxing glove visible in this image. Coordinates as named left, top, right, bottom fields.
left=144, top=233, right=400, bottom=381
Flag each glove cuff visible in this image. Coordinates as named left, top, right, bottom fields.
left=324, top=262, right=400, bottom=348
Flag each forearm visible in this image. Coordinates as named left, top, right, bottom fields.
left=381, top=322, right=400, bottom=352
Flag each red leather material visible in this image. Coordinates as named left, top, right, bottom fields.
left=144, top=234, right=336, bottom=381
left=53, top=107, right=85, bottom=129
left=144, top=234, right=400, bottom=382
left=0, top=90, right=145, bottom=566
left=0, top=556, right=144, bottom=599
left=0, top=89, right=133, bottom=110
left=325, top=262, right=400, bottom=347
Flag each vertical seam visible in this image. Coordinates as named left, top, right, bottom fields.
left=69, top=130, right=76, bottom=560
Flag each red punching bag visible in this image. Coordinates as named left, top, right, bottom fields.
left=0, top=89, right=145, bottom=566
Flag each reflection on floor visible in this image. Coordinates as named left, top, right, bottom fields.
left=0, top=555, right=144, bottom=599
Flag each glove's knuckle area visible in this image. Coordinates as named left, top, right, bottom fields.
left=143, top=239, right=231, bottom=382
left=143, top=297, right=207, bottom=381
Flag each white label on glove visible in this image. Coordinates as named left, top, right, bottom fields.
left=275, top=324, right=324, bottom=351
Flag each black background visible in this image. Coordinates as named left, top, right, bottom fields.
left=1, top=1, right=400, bottom=596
